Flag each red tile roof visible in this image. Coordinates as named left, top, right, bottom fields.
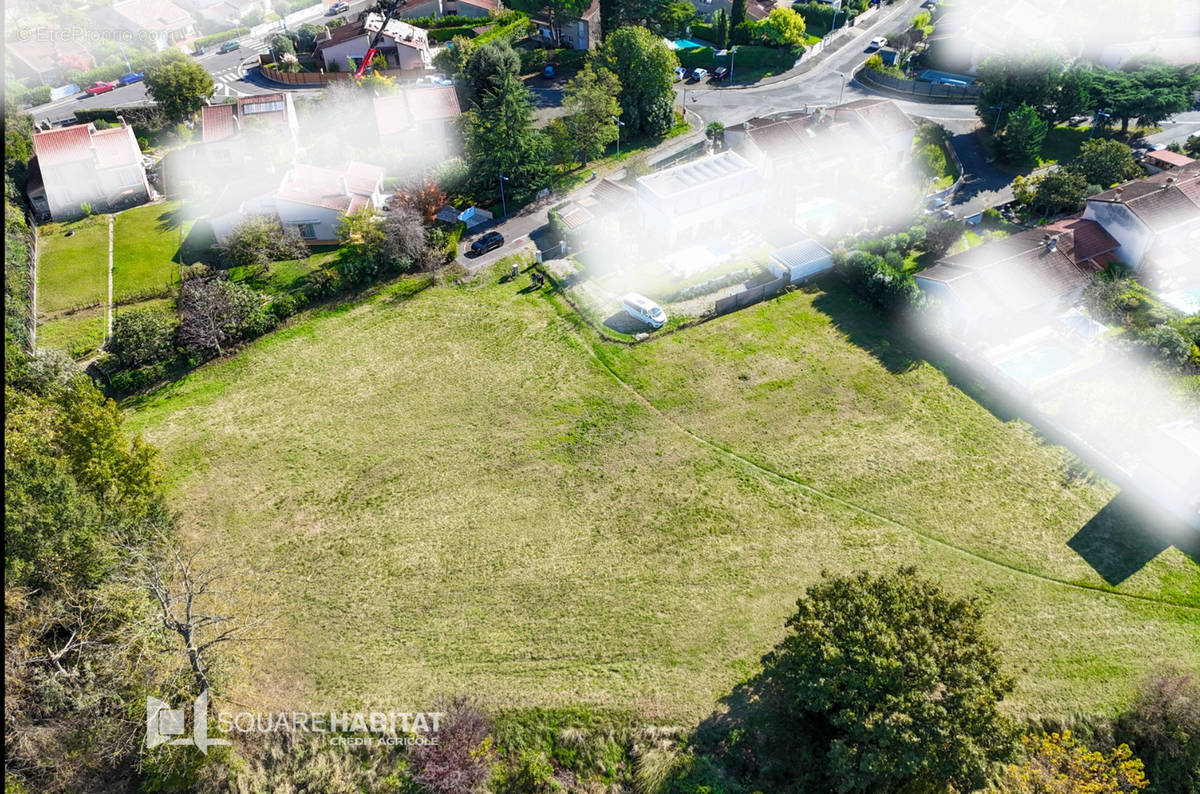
left=276, top=163, right=381, bottom=213
left=201, top=103, right=237, bottom=143
left=32, top=124, right=96, bottom=166
left=1145, top=149, right=1196, bottom=168
left=1040, top=217, right=1119, bottom=265
left=91, top=126, right=141, bottom=168
left=834, top=98, right=917, bottom=137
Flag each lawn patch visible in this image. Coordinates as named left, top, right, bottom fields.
left=36, top=306, right=106, bottom=360
left=36, top=215, right=109, bottom=313
left=112, top=202, right=192, bottom=301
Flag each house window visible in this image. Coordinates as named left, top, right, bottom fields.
left=296, top=223, right=317, bottom=239
left=242, top=100, right=285, bottom=114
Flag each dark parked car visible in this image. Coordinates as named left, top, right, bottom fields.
left=328, top=1, right=349, bottom=14
left=118, top=71, right=145, bottom=85
left=470, top=231, right=504, bottom=255
left=711, top=66, right=728, bottom=80
left=219, top=39, right=241, bottom=53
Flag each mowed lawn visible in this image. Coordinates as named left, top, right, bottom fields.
left=125, top=271, right=1200, bottom=721
left=35, top=306, right=106, bottom=360
left=36, top=215, right=108, bottom=313
left=112, top=202, right=189, bottom=301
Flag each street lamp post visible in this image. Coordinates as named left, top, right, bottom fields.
left=989, top=103, right=1005, bottom=136
left=837, top=72, right=848, bottom=106
left=498, top=173, right=509, bottom=219
left=612, top=115, right=625, bottom=158
left=729, top=46, right=736, bottom=84
left=1088, top=110, right=1110, bottom=139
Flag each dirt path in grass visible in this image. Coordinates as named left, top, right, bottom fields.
left=106, top=214, right=114, bottom=340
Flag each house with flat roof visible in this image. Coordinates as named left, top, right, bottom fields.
left=767, top=239, right=833, bottom=283
left=635, top=151, right=764, bottom=246
left=1143, top=149, right=1196, bottom=174
left=314, top=13, right=432, bottom=73
left=27, top=120, right=150, bottom=221
left=1082, top=161, right=1200, bottom=272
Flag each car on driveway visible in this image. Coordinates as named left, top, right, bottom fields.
left=690, top=67, right=708, bottom=81
left=674, top=66, right=687, bottom=82
left=470, top=231, right=504, bottom=256
left=328, top=1, right=349, bottom=13
left=219, top=39, right=240, bottom=53
left=118, top=71, right=145, bottom=85
left=867, top=36, right=887, bottom=51
left=84, top=81, right=117, bottom=96
left=193, top=45, right=207, bottom=56
left=711, top=66, right=728, bottom=81
left=621, top=293, right=667, bottom=329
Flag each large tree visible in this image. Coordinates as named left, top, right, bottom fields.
left=997, top=732, right=1148, bottom=793
left=465, top=40, right=521, bottom=102
left=730, top=0, right=747, bottom=29
left=598, top=26, right=677, bottom=137
left=974, top=51, right=1064, bottom=131
left=561, top=64, right=623, bottom=165
left=755, top=6, right=806, bottom=46
left=713, top=7, right=730, bottom=48
left=998, top=102, right=1048, bottom=163
left=762, top=567, right=1015, bottom=793
left=1090, top=65, right=1198, bottom=133
left=144, top=55, right=215, bottom=123
left=1071, top=138, right=1142, bottom=188
left=463, top=71, right=553, bottom=206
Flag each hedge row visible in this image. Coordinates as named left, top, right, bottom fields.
left=429, top=25, right=480, bottom=42
left=15, top=85, right=52, bottom=108
left=194, top=26, right=251, bottom=48
left=473, top=13, right=530, bottom=45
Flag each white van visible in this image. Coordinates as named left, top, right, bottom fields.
left=621, top=293, right=667, bottom=328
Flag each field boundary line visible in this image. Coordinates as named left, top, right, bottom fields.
left=542, top=292, right=1199, bottom=612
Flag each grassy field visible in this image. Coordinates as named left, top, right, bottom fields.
left=35, top=306, right=106, bottom=360
left=36, top=215, right=108, bottom=312
left=112, top=202, right=191, bottom=301
left=125, top=268, right=1200, bottom=721
left=229, top=247, right=340, bottom=295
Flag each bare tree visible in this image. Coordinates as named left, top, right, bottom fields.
left=138, top=545, right=272, bottom=693
left=177, top=278, right=259, bottom=357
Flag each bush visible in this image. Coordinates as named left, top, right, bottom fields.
left=520, top=47, right=548, bottom=75
left=554, top=48, right=589, bottom=70
left=194, top=26, right=251, bottom=48
left=842, top=250, right=923, bottom=312
left=17, top=85, right=51, bottom=107
left=105, top=306, right=178, bottom=368
left=1128, top=325, right=1190, bottom=368
left=218, top=215, right=308, bottom=271
left=107, top=360, right=172, bottom=395
left=407, top=698, right=494, bottom=794
left=1114, top=670, right=1200, bottom=794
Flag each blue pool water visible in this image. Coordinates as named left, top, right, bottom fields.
left=1162, top=286, right=1200, bottom=316
left=673, top=38, right=706, bottom=49
left=996, top=344, right=1074, bottom=386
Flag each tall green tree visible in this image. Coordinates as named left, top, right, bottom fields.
left=144, top=55, right=215, bottom=123
left=1053, top=65, right=1094, bottom=124
left=463, top=71, right=553, bottom=206
left=562, top=64, right=623, bottom=165
left=1031, top=167, right=1093, bottom=214
left=598, top=26, right=677, bottom=137
left=974, top=52, right=1063, bottom=130
left=762, top=568, right=1015, bottom=794
left=755, top=6, right=806, bottom=45
left=999, top=102, right=1048, bottom=163
left=1071, top=138, right=1142, bottom=188
left=713, top=7, right=730, bottom=48
left=465, top=40, right=521, bottom=102
left=652, top=0, right=696, bottom=37
left=730, top=0, right=747, bottom=29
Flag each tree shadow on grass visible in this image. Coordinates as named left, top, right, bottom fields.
left=155, top=204, right=188, bottom=232
left=1068, top=492, right=1200, bottom=586
left=809, top=282, right=922, bottom=376
left=176, top=219, right=218, bottom=266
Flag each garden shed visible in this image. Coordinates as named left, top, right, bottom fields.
left=767, top=239, right=833, bottom=283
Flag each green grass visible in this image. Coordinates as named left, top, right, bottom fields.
left=229, top=247, right=340, bottom=295
left=36, top=215, right=109, bottom=313
left=124, top=272, right=1199, bottom=721
left=1038, top=125, right=1091, bottom=166
left=112, top=202, right=192, bottom=301
left=36, top=306, right=106, bottom=360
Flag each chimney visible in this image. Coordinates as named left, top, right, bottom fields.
left=339, top=175, right=350, bottom=196
left=1164, top=176, right=1176, bottom=189
left=1046, top=235, right=1057, bottom=252
left=117, top=114, right=127, bottom=127
left=1113, top=187, right=1123, bottom=202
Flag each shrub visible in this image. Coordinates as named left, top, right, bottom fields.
left=554, top=48, right=589, bottom=70
left=194, top=25, right=251, bottom=48
left=842, top=251, right=923, bottom=313
left=1129, top=325, right=1190, bottom=368
left=407, top=698, right=494, bottom=794
left=105, top=306, right=178, bottom=368
left=1114, top=670, right=1200, bottom=794
left=218, top=215, right=308, bottom=271
left=18, top=85, right=51, bottom=107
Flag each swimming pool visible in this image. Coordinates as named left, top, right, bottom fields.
left=1161, top=286, right=1200, bottom=316
left=995, top=344, right=1075, bottom=387
left=672, top=38, right=706, bottom=49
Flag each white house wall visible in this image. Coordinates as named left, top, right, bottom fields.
left=1083, top=201, right=1153, bottom=268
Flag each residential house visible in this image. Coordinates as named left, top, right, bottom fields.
left=200, top=94, right=299, bottom=167
left=830, top=99, right=918, bottom=166
left=314, top=13, right=432, bottom=73
left=1082, top=162, right=1200, bottom=274
left=26, top=120, right=151, bottom=221
left=914, top=225, right=1103, bottom=331
left=6, top=31, right=94, bottom=85
left=636, top=151, right=764, bottom=246
left=372, top=86, right=461, bottom=158
left=94, top=0, right=197, bottom=50
left=209, top=162, right=385, bottom=244
left=532, top=0, right=600, bottom=50
left=1142, top=149, right=1196, bottom=174
left=393, top=0, right=497, bottom=20
left=767, top=238, right=834, bottom=283
left=176, top=0, right=268, bottom=27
